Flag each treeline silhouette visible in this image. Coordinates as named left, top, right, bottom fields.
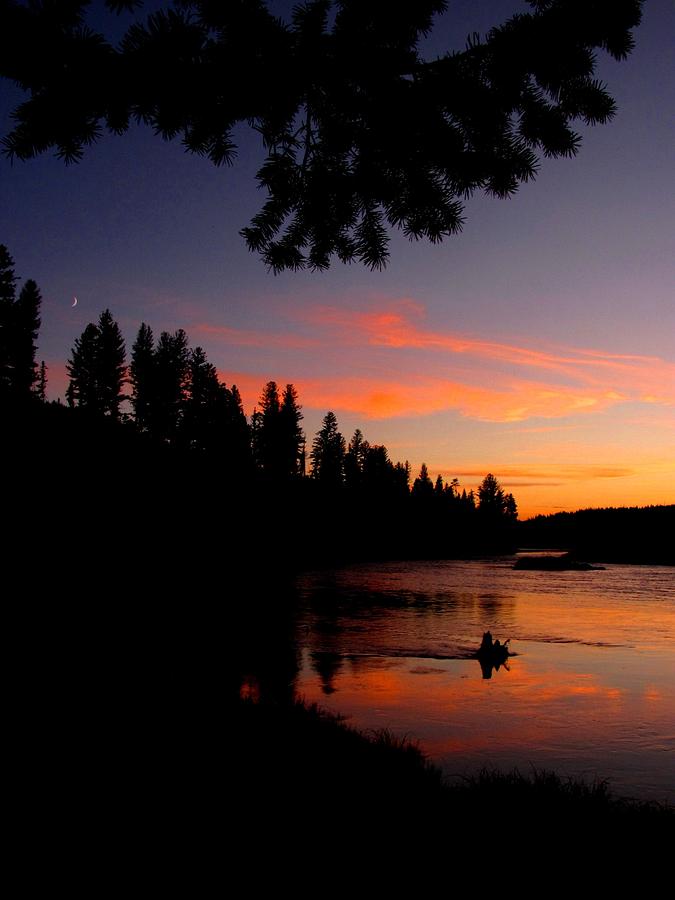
left=72, top=310, right=521, bottom=562
left=2, top=244, right=518, bottom=572
left=518, top=506, right=675, bottom=565
left=62, top=304, right=518, bottom=555
left=0, top=244, right=43, bottom=405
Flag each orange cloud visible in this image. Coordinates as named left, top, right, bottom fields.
left=306, top=301, right=675, bottom=406
left=219, top=370, right=647, bottom=422
left=210, top=300, right=674, bottom=424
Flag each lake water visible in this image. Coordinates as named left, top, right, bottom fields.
left=290, top=558, right=674, bottom=804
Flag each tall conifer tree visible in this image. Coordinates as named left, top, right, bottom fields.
left=250, top=406, right=263, bottom=470
left=225, top=383, right=253, bottom=474
left=12, top=278, right=41, bottom=399
left=310, top=411, right=345, bottom=486
left=95, top=309, right=126, bottom=419
left=344, top=429, right=369, bottom=490
left=153, top=329, right=189, bottom=441
left=257, top=381, right=282, bottom=477
left=411, top=463, right=434, bottom=500
left=0, top=245, right=17, bottom=398
left=0, top=248, right=43, bottom=403
left=280, top=383, right=304, bottom=478
left=130, top=322, right=155, bottom=432
left=182, top=346, right=224, bottom=450
left=66, top=310, right=126, bottom=416
left=0, top=244, right=16, bottom=302
left=477, top=473, right=506, bottom=515
left=67, top=323, right=101, bottom=411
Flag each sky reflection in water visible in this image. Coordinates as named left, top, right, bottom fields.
left=293, top=560, right=675, bottom=803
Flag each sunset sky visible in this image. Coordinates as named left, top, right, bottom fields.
left=1, top=0, right=673, bottom=517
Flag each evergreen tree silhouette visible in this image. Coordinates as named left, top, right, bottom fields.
left=256, top=381, right=284, bottom=478
left=394, top=460, right=412, bottom=496
left=2, top=2, right=644, bottom=271
left=475, top=473, right=517, bottom=548
left=477, top=473, right=506, bottom=516
left=130, top=322, right=155, bottom=432
left=0, top=248, right=42, bottom=403
left=67, top=323, right=101, bottom=411
left=345, top=429, right=369, bottom=490
left=310, top=411, right=346, bottom=486
left=362, top=444, right=396, bottom=495
left=153, top=329, right=189, bottom=442
left=96, top=309, right=126, bottom=420
left=250, top=406, right=263, bottom=471
left=66, top=310, right=126, bottom=417
left=12, top=278, right=41, bottom=399
left=280, top=383, right=304, bottom=478
left=0, top=244, right=16, bottom=302
left=182, top=346, right=225, bottom=450
left=224, top=383, right=253, bottom=475
left=411, top=462, right=434, bottom=500
left=504, top=492, right=518, bottom=522
left=0, top=244, right=17, bottom=399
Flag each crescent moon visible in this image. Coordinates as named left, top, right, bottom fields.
left=72, top=296, right=78, bottom=308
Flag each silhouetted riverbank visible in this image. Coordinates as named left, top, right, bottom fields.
left=234, top=696, right=673, bottom=858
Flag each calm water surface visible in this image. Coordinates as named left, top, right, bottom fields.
left=292, top=558, right=675, bottom=803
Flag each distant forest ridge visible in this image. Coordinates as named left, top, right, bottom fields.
left=518, top=505, right=674, bottom=565
left=524, top=504, right=674, bottom=522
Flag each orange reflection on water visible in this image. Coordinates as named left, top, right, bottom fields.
left=644, top=686, right=663, bottom=703
left=295, top=561, right=675, bottom=800
left=296, top=647, right=670, bottom=762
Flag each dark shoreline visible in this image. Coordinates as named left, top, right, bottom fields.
left=235, top=695, right=673, bottom=837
